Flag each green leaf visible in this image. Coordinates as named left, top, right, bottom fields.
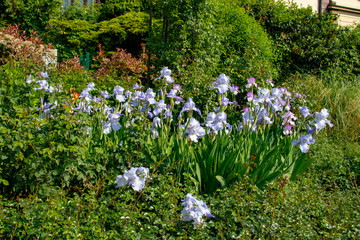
left=1, top=179, right=9, bottom=186
left=215, top=175, right=226, bottom=188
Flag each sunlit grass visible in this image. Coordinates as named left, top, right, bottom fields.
left=286, top=72, right=360, bottom=142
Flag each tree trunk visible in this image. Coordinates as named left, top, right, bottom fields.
left=162, top=15, right=167, bottom=43
left=147, top=1, right=153, bottom=83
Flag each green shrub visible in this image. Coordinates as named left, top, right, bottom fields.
left=47, top=11, right=149, bottom=59
left=47, top=19, right=98, bottom=59
left=1, top=0, right=62, bottom=34
left=237, top=0, right=360, bottom=78
left=97, top=0, right=142, bottom=21
left=60, top=0, right=100, bottom=22
left=207, top=0, right=277, bottom=83
left=97, top=12, right=149, bottom=52
left=149, top=0, right=278, bottom=88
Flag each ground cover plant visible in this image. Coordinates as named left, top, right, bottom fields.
left=1, top=1, right=360, bottom=238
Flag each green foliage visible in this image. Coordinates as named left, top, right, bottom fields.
left=0, top=61, right=125, bottom=196
left=191, top=126, right=303, bottom=194
left=279, top=14, right=360, bottom=76
left=98, top=0, right=143, bottom=21
left=98, top=12, right=149, bottom=52
left=1, top=0, right=62, bottom=34
left=307, top=135, right=360, bottom=190
left=286, top=71, right=360, bottom=142
left=202, top=0, right=277, bottom=83
left=47, top=11, right=149, bottom=58
left=47, top=19, right=98, bottom=58
left=142, top=101, right=313, bottom=195
left=60, top=0, right=100, bottom=22
left=1, top=175, right=359, bottom=238
left=237, top=0, right=360, bottom=78
left=0, top=65, right=88, bottom=193
left=148, top=0, right=278, bottom=91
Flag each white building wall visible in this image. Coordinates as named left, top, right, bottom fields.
left=336, top=0, right=360, bottom=9
left=334, top=10, right=360, bottom=26
left=329, top=0, right=360, bottom=26
left=291, top=0, right=319, bottom=12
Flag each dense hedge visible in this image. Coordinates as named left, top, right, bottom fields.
left=47, top=11, right=149, bottom=58
left=237, top=0, right=360, bottom=78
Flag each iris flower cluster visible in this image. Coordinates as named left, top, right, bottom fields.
left=242, top=77, right=333, bottom=153
left=115, top=167, right=150, bottom=192
left=291, top=108, right=333, bottom=153
left=28, top=68, right=333, bottom=154
left=30, top=72, right=62, bottom=94
left=180, top=193, right=214, bottom=226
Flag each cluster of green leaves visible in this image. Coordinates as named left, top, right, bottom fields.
left=236, top=0, right=360, bottom=78
left=0, top=0, right=62, bottom=33
left=146, top=0, right=278, bottom=89
left=196, top=0, right=278, bottom=83
left=0, top=63, right=89, bottom=194
left=47, top=11, right=149, bottom=59
left=97, top=0, right=142, bottom=21
left=1, top=174, right=359, bottom=238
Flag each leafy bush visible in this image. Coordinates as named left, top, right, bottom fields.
left=47, top=11, right=149, bottom=59
left=60, top=0, right=100, bottom=22
left=97, top=0, right=142, bottom=21
left=46, top=19, right=98, bottom=59
left=0, top=24, right=55, bottom=71
left=149, top=0, right=278, bottom=87
left=237, top=0, right=360, bottom=78
left=97, top=12, right=149, bottom=52
left=204, top=0, right=277, bottom=83
left=94, top=46, right=150, bottom=89
left=1, top=0, right=62, bottom=34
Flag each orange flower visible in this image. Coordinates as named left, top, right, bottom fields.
left=73, top=92, right=79, bottom=100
